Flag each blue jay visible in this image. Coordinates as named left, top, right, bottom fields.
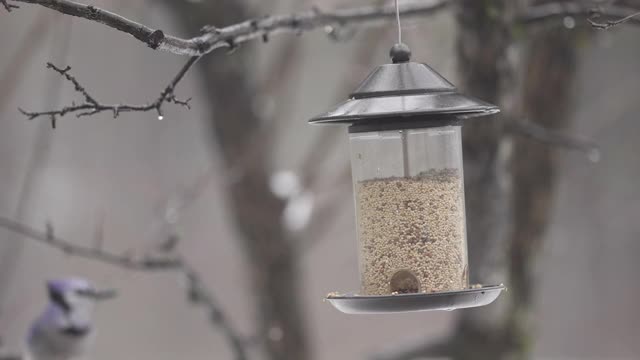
left=26, top=278, right=115, bottom=360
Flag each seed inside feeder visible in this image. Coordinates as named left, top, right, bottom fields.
left=356, top=169, right=468, bottom=296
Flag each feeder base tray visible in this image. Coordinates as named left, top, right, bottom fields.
left=326, top=285, right=505, bottom=314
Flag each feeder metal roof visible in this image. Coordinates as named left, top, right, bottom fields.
left=309, top=61, right=499, bottom=125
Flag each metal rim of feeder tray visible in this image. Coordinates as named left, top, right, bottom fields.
left=309, top=44, right=505, bottom=314
left=326, top=285, right=506, bottom=314
left=309, top=44, right=500, bottom=133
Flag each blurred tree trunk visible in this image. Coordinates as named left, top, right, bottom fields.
left=168, top=1, right=309, bottom=360
left=506, top=25, right=579, bottom=359
left=452, top=1, right=517, bottom=358
left=450, top=1, right=580, bottom=359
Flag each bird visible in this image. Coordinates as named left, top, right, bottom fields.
left=25, top=278, right=116, bottom=360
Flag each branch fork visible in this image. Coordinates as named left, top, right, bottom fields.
left=1, top=0, right=18, bottom=12
left=19, top=57, right=199, bottom=128
left=0, top=216, right=248, bottom=359
left=587, top=8, right=640, bottom=30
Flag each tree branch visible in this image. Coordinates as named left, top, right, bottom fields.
left=8, top=0, right=451, bottom=56
left=508, top=119, right=600, bottom=162
left=0, top=217, right=181, bottom=270
left=0, top=216, right=248, bottom=360
left=520, top=2, right=640, bottom=29
left=1, top=0, right=19, bottom=11
left=19, top=56, right=199, bottom=127
left=9, top=0, right=449, bottom=125
left=588, top=9, right=640, bottom=30
left=179, top=262, right=248, bottom=360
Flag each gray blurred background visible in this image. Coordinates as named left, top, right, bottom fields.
left=0, top=0, right=639, bottom=359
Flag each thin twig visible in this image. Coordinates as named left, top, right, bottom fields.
left=299, top=14, right=389, bottom=250
left=139, top=167, right=215, bottom=259
left=181, top=264, right=248, bottom=360
left=300, top=6, right=390, bottom=189
left=257, top=0, right=311, bottom=94
left=0, top=216, right=248, bottom=360
left=1, top=0, right=19, bottom=11
left=588, top=10, right=640, bottom=29
left=9, top=0, right=451, bottom=56
left=19, top=56, right=199, bottom=127
left=508, top=119, right=600, bottom=162
left=10, top=0, right=449, bottom=124
left=520, top=2, right=640, bottom=29
left=0, top=216, right=181, bottom=270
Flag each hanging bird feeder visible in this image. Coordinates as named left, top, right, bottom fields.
left=309, top=42, right=505, bottom=314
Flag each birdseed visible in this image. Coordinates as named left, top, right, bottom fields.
left=356, top=169, right=469, bottom=295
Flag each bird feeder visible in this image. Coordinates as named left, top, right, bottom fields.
left=310, top=44, right=505, bottom=314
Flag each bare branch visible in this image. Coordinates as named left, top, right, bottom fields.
left=0, top=216, right=181, bottom=270
left=0, top=216, right=248, bottom=360
left=508, top=119, right=600, bottom=162
left=520, top=2, right=640, bottom=29
left=1, top=0, right=19, bottom=11
left=9, top=0, right=449, bottom=124
left=46, top=63, right=99, bottom=105
left=257, top=0, right=311, bottom=94
left=297, top=13, right=388, bottom=244
left=588, top=9, right=640, bottom=29
left=180, top=264, right=248, bottom=360
left=10, top=0, right=451, bottom=56
left=19, top=56, right=199, bottom=127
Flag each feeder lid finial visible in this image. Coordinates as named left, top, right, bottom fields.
left=390, top=43, right=412, bottom=63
